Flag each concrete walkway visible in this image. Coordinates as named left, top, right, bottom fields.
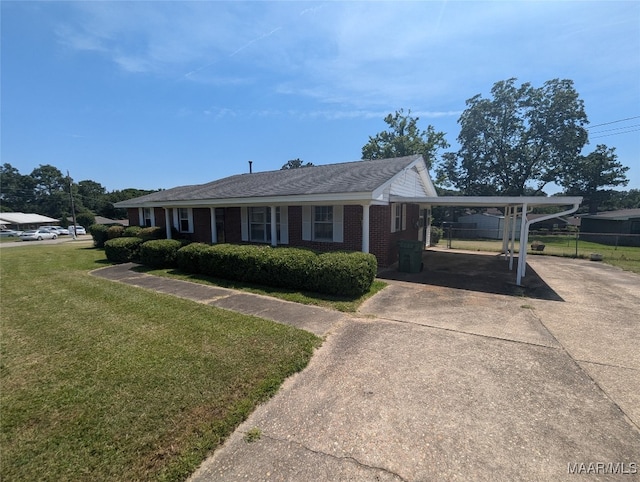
left=92, top=256, right=640, bottom=481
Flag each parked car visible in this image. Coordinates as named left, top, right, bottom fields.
left=41, top=225, right=69, bottom=235
left=19, top=229, right=58, bottom=241
left=0, top=229, right=21, bottom=237
left=68, top=225, right=87, bottom=236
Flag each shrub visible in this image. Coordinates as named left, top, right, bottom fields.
left=138, top=226, right=165, bottom=241
left=107, top=225, right=125, bottom=239
left=89, top=224, right=109, bottom=248
left=104, top=237, right=144, bottom=263
left=123, top=226, right=142, bottom=237
left=309, top=251, right=377, bottom=297
left=430, top=226, right=443, bottom=245
left=174, top=244, right=376, bottom=297
left=139, top=239, right=184, bottom=268
left=176, top=243, right=213, bottom=274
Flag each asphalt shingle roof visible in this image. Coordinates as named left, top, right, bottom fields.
left=118, top=155, right=422, bottom=205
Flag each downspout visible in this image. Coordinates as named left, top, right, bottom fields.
left=515, top=201, right=581, bottom=285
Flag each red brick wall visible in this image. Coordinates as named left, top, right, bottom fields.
left=192, top=208, right=212, bottom=243
left=387, top=204, right=421, bottom=266
left=128, top=208, right=140, bottom=227
left=225, top=207, right=242, bottom=243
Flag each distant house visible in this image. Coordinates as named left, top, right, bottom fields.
left=580, top=209, right=640, bottom=247
left=0, top=212, right=59, bottom=230
left=114, top=155, right=435, bottom=267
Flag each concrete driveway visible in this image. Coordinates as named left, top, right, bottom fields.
left=189, top=252, right=639, bottom=481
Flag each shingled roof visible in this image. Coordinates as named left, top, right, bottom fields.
left=115, top=155, right=427, bottom=207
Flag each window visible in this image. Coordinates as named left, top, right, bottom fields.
left=391, top=203, right=407, bottom=233
left=314, top=206, right=333, bottom=241
left=175, top=208, right=194, bottom=233
left=179, top=208, right=190, bottom=232
left=394, top=204, right=402, bottom=232
left=143, top=208, right=153, bottom=227
left=249, top=207, right=280, bottom=243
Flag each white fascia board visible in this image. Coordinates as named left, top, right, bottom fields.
left=125, top=192, right=385, bottom=209
left=390, top=195, right=583, bottom=207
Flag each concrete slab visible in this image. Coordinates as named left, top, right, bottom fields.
left=191, top=318, right=640, bottom=481
left=211, top=293, right=347, bottom=337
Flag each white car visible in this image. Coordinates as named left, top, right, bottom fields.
left=0, top=229, right=21, bottom=237
left=19, top=229, right=58, bottom=241
left=41, top=225, right=70, bottom=235
left=68, top=225, right=87, bottom=236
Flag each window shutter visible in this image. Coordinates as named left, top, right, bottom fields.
left=390, top=203, right=396, bottom=233
left=333, top=205, right=343, bottom=243
left=402, top=204, right=407, bottom=231
left=302, top=206, right=312, bottom=241
left=172, top=208, right=178, bottom=230
left=280, top=207, right=289, bottom=244
left=241, top=207, right=248, bottom=241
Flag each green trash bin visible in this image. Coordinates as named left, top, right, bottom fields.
left=398, top=239, right=424, bottom=273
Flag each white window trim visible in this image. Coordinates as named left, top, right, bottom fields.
left=140, top=207, right=155, bottom=227
left=241, top=206, right=289, bottom=244
left=173, top=207, right=194, bottom=233
left=391, top=203, right=407, bottom=233
left=302, top=205, right=343, bottom=243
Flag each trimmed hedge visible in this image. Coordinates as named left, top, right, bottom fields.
left=123, top=226, right=142, bottom=237
left=138, top=226, right=165, bottom=241
left=104, top=237, right=144, bottom=263
left=139, top=239, right=184, bottom=268
left=175, top=244, right=377, bottom=297
left=107, top=225, right=125, bottom=239
left=89, top=224, right=109, bottom=248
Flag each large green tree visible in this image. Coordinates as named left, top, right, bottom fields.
left=362, top=109, right=449, bottom=169
left=440, top=78, right=589, bottom=195
left=30, top=165, right=70, bottom=218
left=561, top=144, right=629, bottom=214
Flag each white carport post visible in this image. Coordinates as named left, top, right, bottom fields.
left=516, top=202, right=529, bottom=285
left=164, top=208, right=172, bottom=239
left=210, top=207, right=217, bottom=244
left=361, top=203, right=370, bottom=253
left=501, top=205, right=510, bottom=257
left=509, top=206, right=518, bottom=271
left=270, top=205, right=277, bottom=247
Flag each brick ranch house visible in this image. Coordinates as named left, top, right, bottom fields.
left=113, top=155, right=436, bottom=268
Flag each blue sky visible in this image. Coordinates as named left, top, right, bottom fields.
left=2, top=1, right=639, bottom=194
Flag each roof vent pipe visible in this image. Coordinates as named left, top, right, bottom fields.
left=248, top=160, right=253, bottom=173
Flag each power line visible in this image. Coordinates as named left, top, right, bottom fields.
left=589, top=124, right=640, bottom=135
left=587, top=116, right=640, bottom=130
left=590, top=128, right=640, bottom=140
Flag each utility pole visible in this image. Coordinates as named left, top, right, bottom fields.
left=67, top=170, right=78, bottom=240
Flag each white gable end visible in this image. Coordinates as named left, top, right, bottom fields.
left=388, top=158, right=437, bottom=198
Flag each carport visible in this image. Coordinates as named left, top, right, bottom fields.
left=389, top=195, right=583, bottom=286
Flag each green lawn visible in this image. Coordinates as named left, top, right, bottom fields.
left=442, top=235, right=640, bottom=274
left=0, top=244, right=321, bottom=481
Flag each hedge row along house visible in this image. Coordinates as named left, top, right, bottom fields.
left=114, top=154, right=583, bottom=284
left=114, top=155, right=435, bottom=268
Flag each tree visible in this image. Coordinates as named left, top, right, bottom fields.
left=0, top=163, right=33, bottom=212
left=362, top=109, right=449, bottom=169
left=561, top=145, right=629, bottom=214
left=77, top=180, right=108, bottom=213
left=439, top=78, right=589, bottom=195
left=281, top=159, right=314, bottom=169
left=30, top=164, right=69, bottom=218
